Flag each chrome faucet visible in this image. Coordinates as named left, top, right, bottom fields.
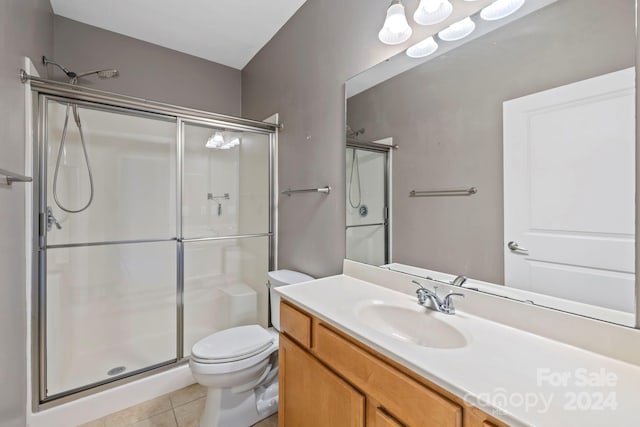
left=451, top=275, right=467, bottom=287
left=412, top=280, right=464, bottom=315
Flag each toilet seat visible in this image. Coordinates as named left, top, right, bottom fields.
left=192, top=325, right=274, bottom=362
left=190, top=325, right=278, bottom=375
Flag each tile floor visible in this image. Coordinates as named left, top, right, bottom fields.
left=79, top=384, right=277, bottom=427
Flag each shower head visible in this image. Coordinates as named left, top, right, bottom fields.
left=42, top=57, right=119, bottom=81
left=98, top=69, right=119, bottom=79
left=76, top=69, right=120, bottom=79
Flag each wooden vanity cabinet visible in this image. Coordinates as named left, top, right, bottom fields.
left=279, top=334, right=365, bottom=427
left=278, top=301, right=509, bottom=427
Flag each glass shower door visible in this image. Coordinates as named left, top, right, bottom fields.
left=345, top=146, right=388, bottom=266
left=42, top=97, right=178, bottom=397
left=181, top=121, right=272, bottom=356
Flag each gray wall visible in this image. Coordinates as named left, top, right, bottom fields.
left=0, top=1, right=53, bottom=425
left=242, top=0, right=507, bottom=278
left=242, top=0, right=427, bottom=278
left=347, top=0, right=635, bottom=284
left=53, top=16, right=241, bottom=115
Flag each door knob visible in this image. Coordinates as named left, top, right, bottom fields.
left=507, top=241, right=529, bottom=255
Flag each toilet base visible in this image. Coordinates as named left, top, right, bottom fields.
left=200, top=376, right=278, bottom=427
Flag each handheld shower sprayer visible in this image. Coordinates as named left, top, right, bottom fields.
left=42, top=56, right=120, bottom=214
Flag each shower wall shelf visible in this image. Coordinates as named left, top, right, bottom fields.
left=410, top=187, right=477, bottom=197
left=282, top=186, right=331, bottom=196
left=0, top=168, right=33, bottom=186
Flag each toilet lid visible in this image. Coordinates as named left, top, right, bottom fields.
left=191, top=325, right=274, bottom=362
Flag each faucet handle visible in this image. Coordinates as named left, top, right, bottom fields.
left=412, top=280, right=426, bottom=290
left=412, top=280, right=429, bottom=305
left=442, top=292, right=464, bottom=314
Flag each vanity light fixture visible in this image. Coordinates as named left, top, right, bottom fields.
left=406, top=36, right=439, bottom=58
left=480, top=0, right=526, bottom=21
left=438, top=16, right=476, bottom=41
left=221, top=137, right=241, bottom=150
left=413, top=0, right=453, bottom=26
left=206, top=132, right=225, bottom=149
left=378, top=0, right=413, bottom=45
left=206, top=133, right=240, bottom=149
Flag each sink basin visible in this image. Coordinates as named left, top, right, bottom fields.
left=355, top=301, right=468, bottom=349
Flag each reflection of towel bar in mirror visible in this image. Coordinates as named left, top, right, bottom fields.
left=410, top=187, right=477, bottom=197
left=0, top=168, right=33, bottom=186
left=282, top=186, right=331, bottom=196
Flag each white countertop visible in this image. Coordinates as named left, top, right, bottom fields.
left=275, top=274, right=640, bottom=427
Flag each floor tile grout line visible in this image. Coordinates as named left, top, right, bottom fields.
left=171, top=406, right=179, bottom=427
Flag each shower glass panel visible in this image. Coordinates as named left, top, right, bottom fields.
left=46, top=241, right=177, bottom=396
left=46, top=100, right=177, bottom=245
left=346, top=225, right=386, bottom=266
left=182, top=122, right=270, bottom=239
left=346, top=147, right=388, bottom=265
left=42, top=97, right=178, bottom=398
left=183, top=236, right=270, bottom=356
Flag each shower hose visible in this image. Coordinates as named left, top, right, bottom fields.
left=52, top=102, right=95, bottom=213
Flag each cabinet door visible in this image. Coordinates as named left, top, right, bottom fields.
left=463, top=405, right=508, bottom=427
left=279, top=335, right=365, bottom=427
left=314, top=323, right=462, bottom=427
left=366, top=403, right=404, bottom=427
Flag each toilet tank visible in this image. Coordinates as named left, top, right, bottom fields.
left=268, top=270, right=314, bottom=331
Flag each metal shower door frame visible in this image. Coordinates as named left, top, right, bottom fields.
left=32, top=90, right=278, bottom=410
left=345, top=143, right=393, bottom=265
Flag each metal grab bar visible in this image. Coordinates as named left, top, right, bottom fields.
left=282, top=186, right=331, bottom=196
left=409, top=187, right=477, bottom=197
left=0, top=168, right=33, bottom=186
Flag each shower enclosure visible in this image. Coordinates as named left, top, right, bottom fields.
left=31, top=80, right=277, bottom=407
left=345, top=144, right=390, bottom=266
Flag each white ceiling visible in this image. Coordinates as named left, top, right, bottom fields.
left=49, top=0, right=307, bottom=70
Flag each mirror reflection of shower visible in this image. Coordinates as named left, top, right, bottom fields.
left=345, top=141, right=390, bottom=266
left=347, top=126, right=366, bottom=214
left=43, top=56, right=120, bottom=215
left=349, top=148, right=362, bottom=209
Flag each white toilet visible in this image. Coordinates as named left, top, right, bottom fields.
left=189, top=270, right=313, bottom=427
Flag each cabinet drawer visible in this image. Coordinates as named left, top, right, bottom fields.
left=280, top=301, right=312, bottom=348
left=315, top=323, right=462, bottom=427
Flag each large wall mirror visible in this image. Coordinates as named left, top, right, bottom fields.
left=345, top=0, right=637, bottom=327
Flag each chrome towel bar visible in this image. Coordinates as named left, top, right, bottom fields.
left=0, top=168, right=33, bottom=186
left=282, top=186, right=331, bottom=196
left=410, top=187, right=477, bottom=197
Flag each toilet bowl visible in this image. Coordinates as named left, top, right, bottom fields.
left=189, top=270, right=313, bottom=427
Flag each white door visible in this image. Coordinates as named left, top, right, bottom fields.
left=503, top=68, right=635, bottom=312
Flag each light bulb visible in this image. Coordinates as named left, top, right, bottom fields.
left=438, top=17, right=476, bottom=41
left=378, top=0, right=413, bottom=45
left=406, top=36, right=439, bottom=58
left=206, top=132, right=225, bottom=148
left=414, top=0, right=453, bottom=26
left=481, top=0, right=526, bottom=21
